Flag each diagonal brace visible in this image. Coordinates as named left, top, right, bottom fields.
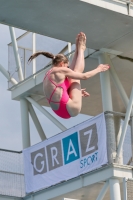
left=26, top=97, right=67, bottom=131
left=115, top=87, right=133, bottom=162
left=0, top=64, right=18, bottom=85
left=28, top=103, right=46, bottom=141
left=96, top=181, right=109, bottom=200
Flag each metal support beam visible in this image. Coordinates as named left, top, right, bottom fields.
left=20, top=98, right=30, bottom=149
left=99, top=53, right=116, bottom=163
left=26, top=97, right=67, bottom=131
left=96, top=181, right=109, bottom=200
left=28, top=103, right=46, bottom=141
left=32, top=33, right=36, bottom=74
left=123, top=178, right=127, bottom=200
left=0, top=64, right=18, bottom=85
left=9, top=26, right=24, bottom=81
left=68, top=43, right=71, bottom=53
left=98, top=53, right=113, bottom=112
left=130, top=117, right=133, bottom=162
left=109, top=178, right=121, bottom=200
left=115, top=87, right=133, bottom=162
left=106, top=55, right=129, bottom=110
left=68, top=42, right=72, bottom=62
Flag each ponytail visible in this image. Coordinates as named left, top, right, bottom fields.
left=28, top=51, right=54, bottom=63
left=28, top=51, right=68, bottom=66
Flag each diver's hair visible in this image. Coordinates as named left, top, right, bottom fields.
left=28, top=51, right=68, bottom=66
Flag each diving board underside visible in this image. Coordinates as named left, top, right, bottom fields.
left=0, top=0, right=133, bottom=50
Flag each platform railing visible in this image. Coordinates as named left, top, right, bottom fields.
left=0, top=149, right=25, bottom=197
left=8, top=31, right=71, bottom=89
left=8, top=48, right=75, bottom=90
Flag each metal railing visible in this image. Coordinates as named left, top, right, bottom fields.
left=0, top=149, right=25, bottom=197
left=8, top=32, right=69, bottom=88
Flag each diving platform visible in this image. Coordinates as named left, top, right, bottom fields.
left=0, top=0, right=133, bottom=200
left=1, top=0, right=133, bottom=49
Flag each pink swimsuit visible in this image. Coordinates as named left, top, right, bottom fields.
left=43, top=69, right=71, bottom=119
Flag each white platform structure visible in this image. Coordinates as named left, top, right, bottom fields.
left=0, top=0, right=133, bottom=200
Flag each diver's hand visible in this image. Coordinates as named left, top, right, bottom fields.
left=81, top=88, right=90, bottom=97
left=97, top=64, right=110, bottom=72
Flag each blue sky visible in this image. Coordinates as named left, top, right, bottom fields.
left=0, top=24, right=90, bottom=151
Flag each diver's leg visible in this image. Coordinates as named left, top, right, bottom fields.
left=69, top=32, right=86, bottom=72
left=73, top=32, right=86, bottom=73
left=66, top=33, right=86, bottom=117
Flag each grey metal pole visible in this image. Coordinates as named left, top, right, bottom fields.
left=123, top=178, right=127, bottom=200
left=68, top=42, right=72, bottom=63
left=28, top=103, right=46, bottom=141
left=115, top=87, right=133, bottom=162
left=109, top=178, right=121, bottom=200
left=99, top=53, right=116, bottom=164
left=32, top=33, right=36, bottom=74
left=26, top=97, right=67, bottom=131
left=130, top=117, right=133, bottom=163
left=106, top=55, right=129, bottom=110
left=68, top=43, right=71, bottom=53
left=99, top=53, right=113, bottom=112
left=9, top=26, right=24, bottom=81
left=24, top=48, right=26, bottom=79
left=20, top=98, right=30, bottom=149
left=0, top=64, right=18, bottom=85
left=96, top=181, right=109, bottom=200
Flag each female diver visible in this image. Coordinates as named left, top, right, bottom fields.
left=28, top=32, right=109, bottom=119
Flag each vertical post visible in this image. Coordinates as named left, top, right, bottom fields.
left=20, top=98, right=30, bottom=149
left=123, top=178, right=127, bottom=200
left=98, top=53, right=116, bottom=163
left=98, top=53, right=112, bottom=112
left=24, top=48, right=26, bottom=79
left=33, top=33, right=36, bottom=74
left=130, top=117, right=133, bottom=162
left=9, top=26, right=24, bottom=81
left=109, top=178, right=121, bottom=200
left=68, top=42, right=71, bottom=61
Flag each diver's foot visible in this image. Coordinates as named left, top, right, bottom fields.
left=78, top=32, right=86, bottom=51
